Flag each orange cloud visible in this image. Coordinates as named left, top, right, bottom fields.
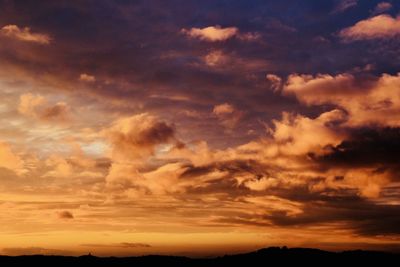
left=0, top=141, right=23, bottom=173
left=270, top=109, right=347, bottom=156
left=213, top=103, right=244, bottom=130
left=283, top=73, right=355, bottom=105
left=182, top=25, right=259, bottom=42
left=0, top=24, right=51, bottom=44
left=104, top=113, right=175, bottom=161
left=244, top=176, right=279, bottom=191
left=79, top=73, right=96, bottom=82
left=44, top=155, right=73, bottom=178
left=340, top=14, right=400, bottom=41
left=181, top=25, right=238, bottom=41
left=266, top=74, right=282, bottom=91
left=18, top=93, right=70, bottom=122
left=283, top=73, right=400, bottom=127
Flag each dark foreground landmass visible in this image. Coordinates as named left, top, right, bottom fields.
left=0, top=247, right=399, bottom=266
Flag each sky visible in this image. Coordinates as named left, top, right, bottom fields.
left=1, top=0, right=400, bottom=256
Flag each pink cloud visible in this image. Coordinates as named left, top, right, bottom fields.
left=340, top=15, right=400, bottom=41
left=0, top=24, right=51, bottom=44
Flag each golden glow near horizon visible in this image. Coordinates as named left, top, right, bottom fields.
left=1, top=0, right=400, bottom=256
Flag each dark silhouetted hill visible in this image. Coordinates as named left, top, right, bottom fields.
left=0, top=247, right=398, bottom=266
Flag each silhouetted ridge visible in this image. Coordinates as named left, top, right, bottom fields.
left=0, top=247, right=398, bottom=266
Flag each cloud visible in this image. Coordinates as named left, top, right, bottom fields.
left=181, top=25, right=238, bottom=41
left=266, top=74, right=282, bottom=91
left=317, top=128, right=400, bottom=168
left=0, top=141, right=23, bottom=172
left=79, top=73, right=96, bottom=82
left=18, top=93, right=70, bottom=122
left=18, top=93, right=46, bottom=115
left=244, top=176, right=279, bottom=191
left=372, top=2, right=392, bottom=14
left=116, top=242, right=151, bottom=248
left=339, top=15, right=400, bottom=41
left=203, top=50, right=229, bottom=67
left=181, top=25, right=259, bottom=42
left=213, top=103, right=244, bottom=130
left=264, top=196, right=400, bottom=236
left=213, top=103, right=235, bottom=115
left=58, top=210, right=74, bottom=219
left=332, top=0, right=357, bottom=14
left=283, top=73, right=400, bottom=127
left=104, top=113, right=175, bottom=161
left=200, top=50, right=269, bottom=72
left=106, top=161, right=190, bottom=195
left=236, top=32, right=261, bottom=41
left=270, top=109, right=347, bottom=156
left=95, top=114, right=179, bottom=192
left=41, top=103, right=70, bottom=120
left=44, top=155, right=73, bottom=178
left=283, top=73, right=356, bottom=106
left=0, top=24, right=51, bottom=44
left=82, top=242, right=151, bottom=248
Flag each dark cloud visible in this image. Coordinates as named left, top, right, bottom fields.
left=1, top=0, right=398, bottom=147
left=81, top=242, right=151, bottom=248
left=58, top=210, right=74, bottom=219
left=265, top=194, right=400, bottom=236
left=105, top=113, right=176, bottom=159
left=315, top=127, right=400, bottom=168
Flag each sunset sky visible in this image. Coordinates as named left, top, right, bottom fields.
left=1, top=0, right=400, bottom=256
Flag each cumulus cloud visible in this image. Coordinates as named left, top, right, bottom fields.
left=0, top=24, right=51, bottom=44
left=283, top=73, right=400, bottom=127
left=79, top=73, right=96, bottom=82
left=18, top=93, right=70, bottom=122
left=104, top=113, right=175, bottom=161
left=213, top=103, right=244, bottom=130
left=181, top=25, right=259, bottom=42
left=283, top=73, right=356, bottom=105
left=340, top=14, right=400, bottom=41
left=270, top=109, right=347, bottom=156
